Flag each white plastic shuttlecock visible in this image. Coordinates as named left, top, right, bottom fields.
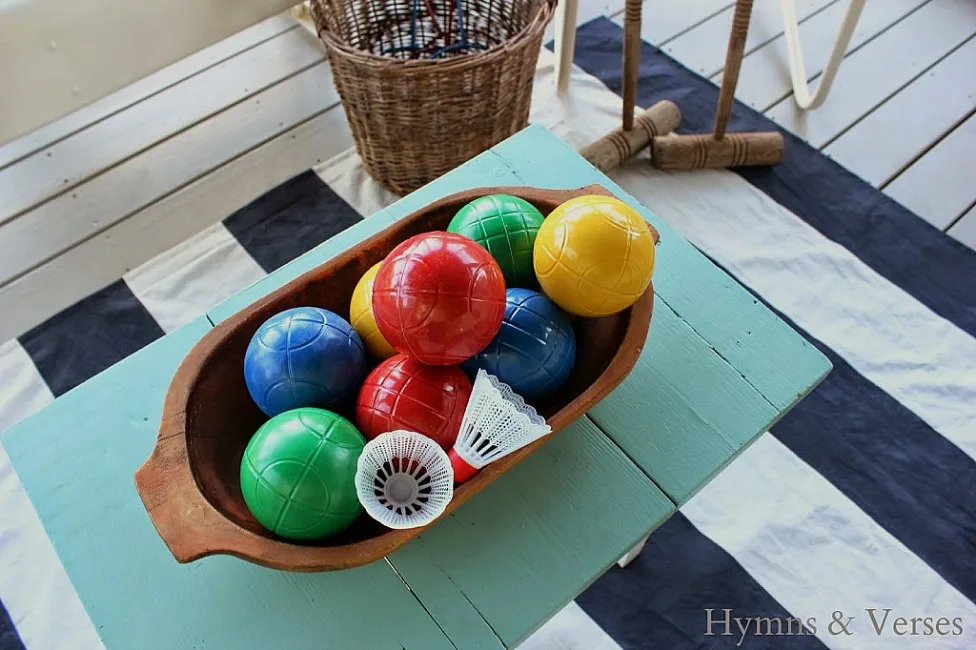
left=448, top=370, right=552, bottom=483
left=355, top=430, right=454, bottom=529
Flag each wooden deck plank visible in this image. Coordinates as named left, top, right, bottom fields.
left=730, top=0, right=927, bottom=111
left=0, top=14, right=297, bottom=172
left=661, top=0, right=833, bottom=78
left=884, top=112, right=976, bottom=229
left=824, top=35, right=976, bottom=187
left=0, top=0, right=297, bottom=144
left=0, top=317, right=455, bottom=650
left=646, top=0, right=734, bottom=45
left=0, top=26, right=324, bottom=225
left=543, top=0, right=628, bottom=44
left=613, top=0, right=733, bottom=47
left=948, top=203, right=976, bottom=252
left=766, top=0, right=976, bottom=149
left=0, top=106, right=353, bottom=342
left=0, top=60, right=340, bottom=293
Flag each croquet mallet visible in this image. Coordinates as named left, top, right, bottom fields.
left=651, top=0, right=785, bottom=170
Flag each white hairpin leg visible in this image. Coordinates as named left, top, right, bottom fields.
left=781, top=0, right=867, bottom=110
left=554, top=0, right=580, bottom=95
left=617, top=533, right=650, bottom=568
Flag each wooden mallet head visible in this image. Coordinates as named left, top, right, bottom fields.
left=581, top=100, right=682, bottom=173
left=651, top=131, right=784, bottom=170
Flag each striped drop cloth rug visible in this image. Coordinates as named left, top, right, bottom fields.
left=2, top=18, right=975, bottom=650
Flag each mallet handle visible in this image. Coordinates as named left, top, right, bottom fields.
left=714, top=0, right=754, bottom=140
left=622, top=0, right=643, bottom=130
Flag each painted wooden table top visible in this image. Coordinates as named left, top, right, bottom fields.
left=2, top=125, right=831, bottom=649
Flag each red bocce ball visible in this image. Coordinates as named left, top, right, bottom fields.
left=355, top=354, right=472, bottom=449
left=372, top=232, right=506, bottom=365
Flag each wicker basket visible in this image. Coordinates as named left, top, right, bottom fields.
left=310, top=0, right=555, bottom=194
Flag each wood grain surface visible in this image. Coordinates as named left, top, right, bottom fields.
left=824, top=35, right=976, bottom=189
left=651, top=131, right=784, bottom=169
left=883, top=112, right=976, bottom=229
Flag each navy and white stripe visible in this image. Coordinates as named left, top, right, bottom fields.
left=567, top=18, right=976, bottom=648
left=0, top=604, right=19, bottom=650
left=578, top=513, right=830, bottom=649
left=1, top=17, right=974, bottom=650
left=222, top=169, right=364, bottom=273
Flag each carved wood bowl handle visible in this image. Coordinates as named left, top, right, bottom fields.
left=133, top=326, right=263, bottom=565
left=134, top=423, right=252, bottom=564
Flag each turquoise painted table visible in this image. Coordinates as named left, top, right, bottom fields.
left=2, top=125, right=831, bottom=649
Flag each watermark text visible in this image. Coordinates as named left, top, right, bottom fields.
left=704, top=608, right=964, bottom=646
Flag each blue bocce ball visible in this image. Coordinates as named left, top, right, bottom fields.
left=463, top=288, right=576, bottom=399
left=244, top=307, right=366, bottom=417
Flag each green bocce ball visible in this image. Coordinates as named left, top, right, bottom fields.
left=447, top=194, right=546, bottom=288
left=240, top=408, right=365, bottom=540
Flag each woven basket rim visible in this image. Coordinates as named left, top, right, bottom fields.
left=312, top=0, right=556, bottom=72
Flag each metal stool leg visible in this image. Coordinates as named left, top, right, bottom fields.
left=554, top=0, right=580, bottom=95
left=782, top=0, right=867, bottom=110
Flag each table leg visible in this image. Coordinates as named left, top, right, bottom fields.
left=617, top=533, right=650, bottom=568
left=554, top=0, right=580, bottom=95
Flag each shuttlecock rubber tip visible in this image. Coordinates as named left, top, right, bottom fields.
left=448, top=448, right=479, bottom=484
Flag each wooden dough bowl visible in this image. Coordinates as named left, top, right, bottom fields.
left=134, top=184, right=657, bottom=572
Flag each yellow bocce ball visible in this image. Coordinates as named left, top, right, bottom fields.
left=350, top=262, right=397, bottom=359
left=533, top=195, right=655, bottom=317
